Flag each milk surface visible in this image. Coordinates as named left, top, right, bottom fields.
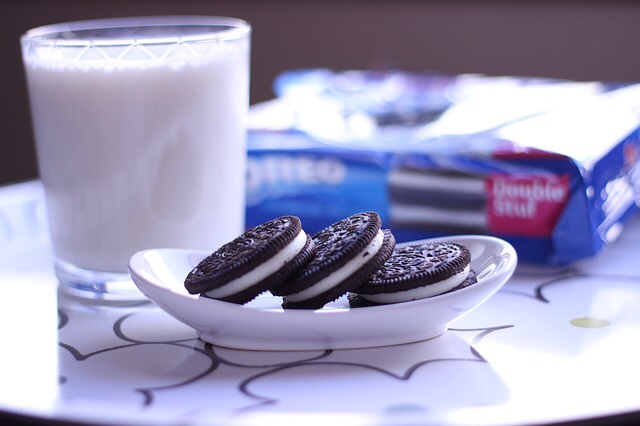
left=25, top=41, right=249, bottom=272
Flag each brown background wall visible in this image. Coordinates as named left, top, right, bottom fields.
left=2, top=0, right=640, bottom=185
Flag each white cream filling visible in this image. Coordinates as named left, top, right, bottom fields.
left=360, top=264, right=470, bottom=304
left=204, top=230, right=307, bottom=299
left=285, top=229, right=384, bottom=302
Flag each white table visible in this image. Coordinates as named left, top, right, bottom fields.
left=2, top=180, right=640, bottom=425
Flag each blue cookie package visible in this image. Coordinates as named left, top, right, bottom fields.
left=246, top=69, right=640, bottom=265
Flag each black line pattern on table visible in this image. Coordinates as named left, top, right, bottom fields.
left=58, top=308, right=69, bottom=330
left=534, top=270, right=582, bottom=303
left=449, top=325, right=514, bottom=359
left=58, top=264, right=640, bottom=417
left=58, top=336, right=219, bottom=406
left=535, top=271, right=640, bottom=303
left=112, top=313, right=197, bottom=345
left=56, top=307, right=338, bottom=407
left=498, top=266, right=578, bottom=301
left=58, top=309, right=214, bottom=406
left=234, top=324, right=508, bottom=413
left=496, top=267, right=640, bottom=304
left=134, top=343, right=221, bottom=406
left=64, top=259, right=639, bottom=418
left=235, top=358, right=481, bottom=412
left=56, top=304, right=514, bottom=413
left=137, top=343, right=334, bottom=406
left=208, top=343, right=334, bottom=369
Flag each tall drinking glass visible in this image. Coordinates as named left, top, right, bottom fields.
left=21, top=16, right=251, bottom=301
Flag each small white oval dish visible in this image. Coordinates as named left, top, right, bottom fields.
left=128, top=235, right=517, bottom=351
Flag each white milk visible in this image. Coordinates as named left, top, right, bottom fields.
left=24, top=40, right=249, bottom=273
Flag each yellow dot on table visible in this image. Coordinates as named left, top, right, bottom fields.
left=570, top=317, right=610, bottom=328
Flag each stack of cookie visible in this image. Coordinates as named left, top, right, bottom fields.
left=184, top=212, right=476, bottom=310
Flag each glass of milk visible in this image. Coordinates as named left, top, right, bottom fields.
left=21, top=16, right=251, bottom=301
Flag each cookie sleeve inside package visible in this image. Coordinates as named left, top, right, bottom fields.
left=245, top=70, right=640, bottom=265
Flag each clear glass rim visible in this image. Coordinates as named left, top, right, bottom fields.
left=21, top=16, right=251, bottom=47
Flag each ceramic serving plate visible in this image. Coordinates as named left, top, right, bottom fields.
left=128, top=235, right=517, bottom=350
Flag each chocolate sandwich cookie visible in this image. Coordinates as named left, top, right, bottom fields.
left=350, top=241, right=476, bottom=306
left=277, top=211, right=396, bottom=310
left=184, top=216, right=315, bottom=304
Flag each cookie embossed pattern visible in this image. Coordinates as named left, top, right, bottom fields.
left=3, top=181, right=640, bottom=425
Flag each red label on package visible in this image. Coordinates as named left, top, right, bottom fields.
left=486, top=174, right=570, bottom=237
